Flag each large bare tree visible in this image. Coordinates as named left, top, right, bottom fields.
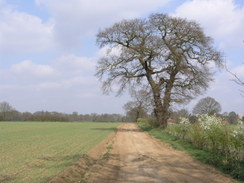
left=96, top=13, right=223, bottom=128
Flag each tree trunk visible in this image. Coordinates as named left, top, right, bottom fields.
left=151, top=86, right=168, bottom=128
left=135, top=109, right=140, bottom=122
left=144, top=60, right=177, bottom=128
left=150, top=69, right=177, bottom=129
left=159, top=90, right=171, bottom=129
left=153, top=91, right=170, bottom=129
left=154, top=104, right=167, bottom=128
left=146, top=72, right=168, bottom=128
left=159, top=70, right=177, bottom=128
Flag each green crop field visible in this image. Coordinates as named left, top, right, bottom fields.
left=0, top=122, right=121, bottom=183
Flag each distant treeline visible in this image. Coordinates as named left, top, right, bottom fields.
left=0, top=110, right=127, bottom=122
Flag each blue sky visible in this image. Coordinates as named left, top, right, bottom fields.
left=0, top=0, right=244, bottom=115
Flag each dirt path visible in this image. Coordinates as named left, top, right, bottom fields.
left=88, top=123, right=233, bottom=183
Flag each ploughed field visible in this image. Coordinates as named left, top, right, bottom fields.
left=0, top=122, right=120, bottom=183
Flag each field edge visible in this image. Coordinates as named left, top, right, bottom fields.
left=48, top=127, right=118, bottom=183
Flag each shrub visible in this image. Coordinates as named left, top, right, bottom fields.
left=137, top=118, right=157, bottom=131
left=165, top=114, right=244, bottom=180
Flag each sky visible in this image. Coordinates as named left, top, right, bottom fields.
left=0, top=0, right=243, bottom=115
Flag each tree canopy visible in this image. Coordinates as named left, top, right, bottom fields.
left=96, top=13, right=223, bottom=128
left=192, top=96, right=222, bottom=115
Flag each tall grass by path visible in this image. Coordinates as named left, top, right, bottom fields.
left=0, top=122, right=120, bottom=183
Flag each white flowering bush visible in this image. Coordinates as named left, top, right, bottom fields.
left=179, top=117, right=191, bottom=140
left=167, top=117, right=191, bottom=140
left=198, top=114, right=228, bottom=152
left=198, top=114, right=223, bottom=130
left=179, top=117, right=190, bottom=125
left=166, top=114, right=244, bottom=180
left=168, top=114, right=244, bottom=156
left=188, top=123, right=206, bottom=148
left=229, top=125, right=244, bottom=161
left=237, top=120, right=244, bottom=130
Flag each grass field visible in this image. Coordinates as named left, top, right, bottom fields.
left=0, top=122, right=120, bottom=183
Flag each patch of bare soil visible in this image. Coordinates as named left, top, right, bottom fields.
left=87, top=123, right=234, bottom=183
left=49, top=131, right=116, bottom=183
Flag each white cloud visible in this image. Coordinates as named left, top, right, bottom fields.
left=37, top=82, right=62, bottom=90
left=36, top=0, right=171, bottom=50
left=10, top=60, right=55, bottom=78
left=0, top=4, right=54, bottom=55
left=175, top=0, right=244, bottom=49
left=36, top=76, right=96, bottom=91
left=54, top=54, right=95, bottom=75
left=0, top=53, right=98, bottom=92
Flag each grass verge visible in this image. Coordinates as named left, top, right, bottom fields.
left=138, top=123, right=244, bottom=183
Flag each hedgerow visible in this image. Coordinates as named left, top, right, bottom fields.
left=166, top=114, right=244, bottom=180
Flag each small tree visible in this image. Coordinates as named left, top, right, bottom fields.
left=228, top=111, right=239, bottom=124
left=170, top=109, right=189, bottom=123
left=192, top=97, right=221, bottom=115
left=123, top=88, right=151, bottom=122
left=96, top=13, right=223, bottom=128
left=124, top=101, right=148, bottom=122
left=0, top=102, right=15, bottom=121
